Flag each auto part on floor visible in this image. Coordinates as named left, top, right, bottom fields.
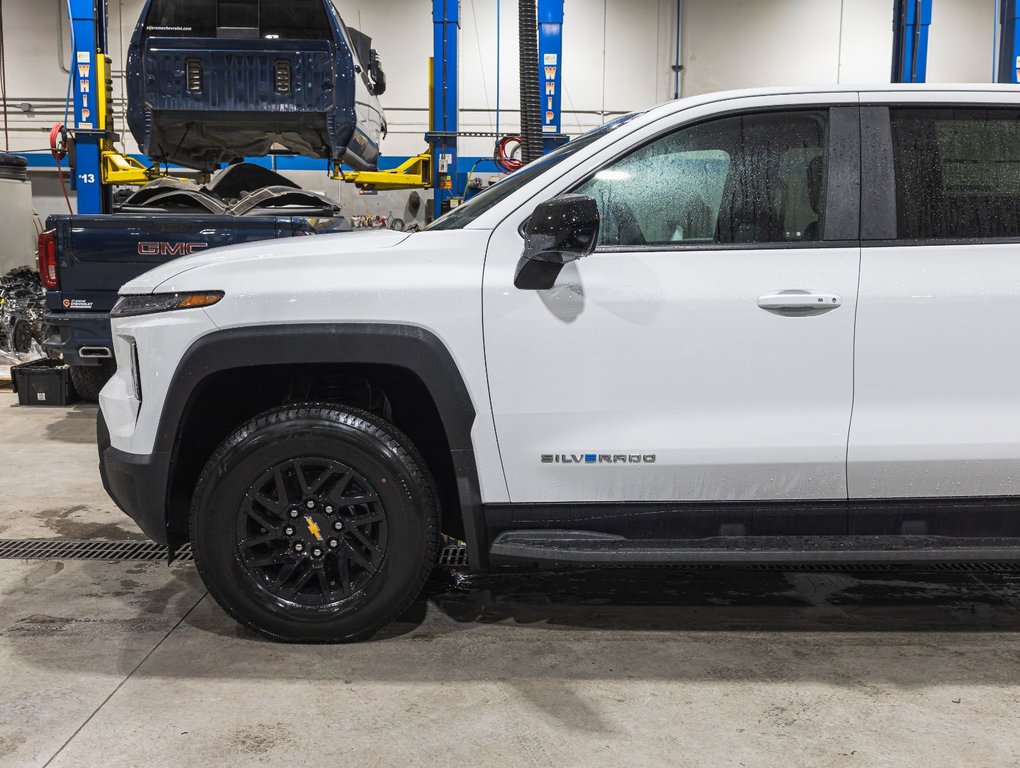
left=0, top=267, right=46, bottom=355
left=202, top=162, right=300, bottom=200
left=0, top=152, right=27, bottom=181
left=113, top=177, right=198, bottom=208
left=116, top=163, right=341, bottom=218
left=119, top=188, right=230, bottom=215
left=228, top=186, right=342, bottom=218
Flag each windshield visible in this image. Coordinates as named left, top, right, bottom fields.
left=426, top=114, right=640, bottom=231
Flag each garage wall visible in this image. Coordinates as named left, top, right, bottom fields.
left=927, top=0, right=997, bottom=83
left=0, top=0, right=1006, bottom=220
left=680, top=0, right=881, bottom=94
left=0, top=0, right=1005, bottom=157
left=680, top=0, right=996, bottom=96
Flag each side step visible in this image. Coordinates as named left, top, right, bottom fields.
left=489, top=530, right=1020, bottom=567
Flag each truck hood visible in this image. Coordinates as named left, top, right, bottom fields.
left=121, top=229, right=412, bottom=294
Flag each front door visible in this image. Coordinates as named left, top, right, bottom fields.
left=483, top=106, right=862, bottom=507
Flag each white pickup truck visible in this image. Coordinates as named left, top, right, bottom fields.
left=99, top=84, right=1020, bottom=641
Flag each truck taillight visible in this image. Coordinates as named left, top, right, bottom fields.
left=38, top=231, right=58, bottom=290
left=274, top=59, right=292, bottom=94
left=186, top=58, right=203, bottom=92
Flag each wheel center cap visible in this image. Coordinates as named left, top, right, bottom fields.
left=300, top=512, right=328, bottom=544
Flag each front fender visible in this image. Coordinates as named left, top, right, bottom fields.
left=156, top=323, right=485, bottom=566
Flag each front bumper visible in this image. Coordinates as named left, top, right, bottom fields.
left=97, top=410, right=171, bottom=545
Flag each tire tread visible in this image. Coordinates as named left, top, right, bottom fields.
left=189, top=402, right=439, bottom=643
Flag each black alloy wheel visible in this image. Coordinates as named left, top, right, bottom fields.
left=190, top=404, right=439, bottom=643
left=236, top=457, right=389, bottom=608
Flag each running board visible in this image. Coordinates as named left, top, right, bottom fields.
left=488, top=530, right=1020, bottom=566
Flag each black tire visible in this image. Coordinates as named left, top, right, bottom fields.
left=190, top=403, right=439, bottom=643
left=68, top=361, right=115, bottom=403
left=12, top=321, right=33, bottom=353
left=0, top=153, right=28, bottom=182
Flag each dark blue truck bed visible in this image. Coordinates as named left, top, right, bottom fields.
left=42, top=213, right=313, bottom=400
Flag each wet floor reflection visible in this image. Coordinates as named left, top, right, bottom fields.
left=423, top=566, right=1020, bottom=633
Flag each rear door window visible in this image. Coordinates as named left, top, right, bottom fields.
left=217, top=0, right=258, bottom=30
left=144, top=0, right=215, bottom=37
left=144, top=0, right=332, bottom=40
left=891, top=108, right=1020, bottom=240
left=261, top=0, right=333, bottom=40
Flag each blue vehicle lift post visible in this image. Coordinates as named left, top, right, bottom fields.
left=68, top=0, right=109, bottom=214
left=997, top=0, right=1020, bottom=83
left=891, top=0, right=933, bottom=83
left=432, top=0, right=459, bottom=220
left=538, top=0, right=564, bottom=153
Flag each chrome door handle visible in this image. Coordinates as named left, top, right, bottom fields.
left=757, top=290, right=842, bottom=315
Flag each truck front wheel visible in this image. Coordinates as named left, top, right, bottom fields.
left=189, top=403, right=439, bottom=643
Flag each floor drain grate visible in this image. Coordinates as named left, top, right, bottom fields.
left=0, top=538, right=466, bottom=567
left=0, top=539, right=193, bottom=563
left=438, top=543, right=469, bottom=568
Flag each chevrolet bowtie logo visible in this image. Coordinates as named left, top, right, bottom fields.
left=304, top=516, right=324, bottom=541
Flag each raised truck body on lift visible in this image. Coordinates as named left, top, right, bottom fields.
left=126, top=0, right=387, bottom=172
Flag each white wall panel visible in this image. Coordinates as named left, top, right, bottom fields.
left=0, top=0, right=1006, bottom=161
left=927, top=0, right=996, bottom=83
left=682, top=0, right=997, bottom=96
left=834, top=0, right=894, bottom=84
left=682, top=0, right=844, bottom=95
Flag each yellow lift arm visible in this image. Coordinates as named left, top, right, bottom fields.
left=95, top=54, right=195, bottom=187
left=100, top=150, right=174, bottom=186
left=330, top=153, right=432, bottom=190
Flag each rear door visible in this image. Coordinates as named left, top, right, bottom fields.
left=850, top=92, right=1020, bottom=498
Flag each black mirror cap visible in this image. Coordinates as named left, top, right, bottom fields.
left=514, top=256, right=568, bottom=290
left=522, top=194, right=600, bottom=265
left=514, top=195, right=600, bottom=290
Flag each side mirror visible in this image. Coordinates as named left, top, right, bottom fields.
left=369, top=49, right=387, bottom=95
left=514, top=194, right=600, bottom=290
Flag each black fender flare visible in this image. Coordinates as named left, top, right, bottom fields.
left=157, top=323, right=486, bottom=567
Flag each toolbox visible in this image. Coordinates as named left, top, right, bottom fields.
left=11, top=358, right=79, bottom=406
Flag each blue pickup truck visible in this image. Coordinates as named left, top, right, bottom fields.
left=127, top=0, right=386, bottom=172
left=40, top=214, right=314, bottom=400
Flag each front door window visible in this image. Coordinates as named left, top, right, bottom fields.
left=574, top=111, right=829, bottom=248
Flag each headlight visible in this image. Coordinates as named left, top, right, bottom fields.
left=111, top=291, right=224, bottom=318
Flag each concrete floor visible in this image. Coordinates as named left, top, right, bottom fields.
left=0, top=389, right=142, bottom=540
left=2, top=388, right=1020, bottom=767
